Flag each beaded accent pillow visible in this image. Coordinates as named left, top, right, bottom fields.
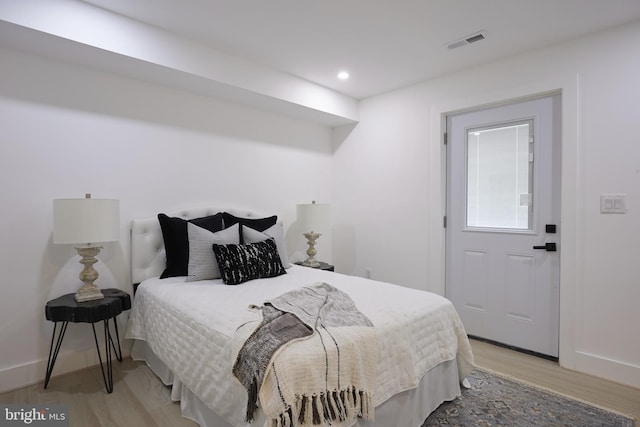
left=212, top=238, right=286, bottom=285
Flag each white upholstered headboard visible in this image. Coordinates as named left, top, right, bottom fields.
left=131, top=207, right=268, bottom=285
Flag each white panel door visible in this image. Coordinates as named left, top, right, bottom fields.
left=445, top=95, right=560, bottom=357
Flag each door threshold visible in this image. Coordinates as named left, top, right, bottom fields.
left=468, top=335, right=559, bottom=362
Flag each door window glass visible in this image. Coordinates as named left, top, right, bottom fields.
left=466, top=121, right=533, bottom=230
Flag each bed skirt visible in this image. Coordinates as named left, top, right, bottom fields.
left=130, top=339, right=461, bottom=427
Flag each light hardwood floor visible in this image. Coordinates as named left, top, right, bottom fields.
left=0, top=358, right=196, bottom=426
left=470, top=339, right=640, bottom=422
left=1, top=339, right=638, bottom=426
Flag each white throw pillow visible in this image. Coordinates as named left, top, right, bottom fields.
left=242, top=222, right=291, bottom=268
left=186, top=223, right=240, bottom=282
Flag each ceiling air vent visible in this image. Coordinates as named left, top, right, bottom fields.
left=447, top=31, right=487, bottom=50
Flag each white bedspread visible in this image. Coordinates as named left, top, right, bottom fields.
left=125, top=266, right=474, bottom=427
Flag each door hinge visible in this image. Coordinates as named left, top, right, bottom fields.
left=443, top=216, right=447, bottom=228
left=444, top=132, right=448, bottom=145
left=529, top=137, right=534, bottom=162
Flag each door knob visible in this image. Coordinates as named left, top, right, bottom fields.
left=533, top=242, right=557, bottom=252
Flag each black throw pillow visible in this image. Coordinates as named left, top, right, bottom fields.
left=158, top=213, right=224, bottom=278
left=221, top=212, right=277, bottom=242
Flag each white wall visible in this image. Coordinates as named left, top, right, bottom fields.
left=0, top=47, right=333, bottom=392
left=333, top=21, right=640, bottom=388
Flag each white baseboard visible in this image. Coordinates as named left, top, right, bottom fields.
left=572, top=350, right=640, bottom=389
left=0, top=345, right=131, bottom=394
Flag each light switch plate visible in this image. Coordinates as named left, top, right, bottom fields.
left=600, top=194, right=626, bottom=213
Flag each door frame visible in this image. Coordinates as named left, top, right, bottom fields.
left=427, top=75, right=581, bottom=370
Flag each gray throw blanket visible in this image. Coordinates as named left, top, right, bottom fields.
left=233, top=282, right=376, bottom=426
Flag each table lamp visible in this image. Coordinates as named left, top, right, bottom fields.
left=53, top=194, right=120, bottom=302
left=296, top=201, right=329, bottom=268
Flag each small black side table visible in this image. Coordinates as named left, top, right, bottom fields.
left=295, top=261, right=335, bottom=272
left=44, top=288, right=131, bottom=393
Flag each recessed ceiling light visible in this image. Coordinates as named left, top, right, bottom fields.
left=337, top=71, right=350, bottom=80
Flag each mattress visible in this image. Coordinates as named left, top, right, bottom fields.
left=125, top=265, right=474, bottom=427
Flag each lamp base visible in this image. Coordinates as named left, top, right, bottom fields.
left=301, top=258, right=321, bottom=268
left=302, top=231, right=322, bottom=268
left=74, top=246, right=105, bottom=302
left=74, top=284, right=105, bottom=302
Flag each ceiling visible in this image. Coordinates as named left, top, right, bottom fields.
left=81, top=0, right=640, bottom=100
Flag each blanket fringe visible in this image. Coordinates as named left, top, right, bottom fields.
left=272, top=388, right=373, bottom=427
left=246, top=376, right=259, bottom=422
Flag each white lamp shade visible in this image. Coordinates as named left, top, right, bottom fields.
left=297, top=202, right=330, bottom=233
left=53, top=198, right=120, bottom=245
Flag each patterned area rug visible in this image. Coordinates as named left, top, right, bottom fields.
left=423, top=368, right=635, bottom=427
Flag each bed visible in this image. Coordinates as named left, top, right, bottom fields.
left=125, top=207, right=474, bottom=427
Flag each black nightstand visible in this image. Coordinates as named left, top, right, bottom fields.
left=295, top=261, right=335, bottom=272
left=44, top=288, right=131, bottom=393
